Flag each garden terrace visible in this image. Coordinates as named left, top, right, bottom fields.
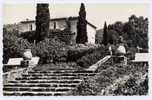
left=69, top=60, right=148, bottom=96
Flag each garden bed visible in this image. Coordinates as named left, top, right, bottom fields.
left=69, top=61, right=148, bottom=96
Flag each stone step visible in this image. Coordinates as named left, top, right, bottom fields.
left=4, top=84, right=77, bottom=88
left=33, top=68, right=77, bottom=71
left=16, top=77, right=81, bottom=80
left=20, top=75, right=79, bottom=79
left=14, top=78, right=81, bottom=82
left=4, top=82, right=79, bottom=87
left=3, top=67, right=98, bottom=96
left=22, top=74, right=78, bottom=77
left=22, top=73, right=96, bottom=77
left=3, top=91, right=68, bottom=96
left=8, top=80, right=82, bottom=84
left=28, top=70, right=95, bottom=74
left=3, top=87, right=75, bottom=92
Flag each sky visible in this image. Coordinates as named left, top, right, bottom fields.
left=3, top=3, right=149, bottom=29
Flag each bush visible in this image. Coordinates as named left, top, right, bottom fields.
left=113, top=76, right=148, bottom=95
left=71, top=66, right=117, bottom=95
left=20, top=29, right=75, bottom=44
left=3, top=28, right=31, bottom=64
left=3, top=27, right=68, bottom=64
left=20, top=31, right=35, bottom=43
left=49, top=29, right=75, bottom=45
left=31, top=37, right=68, bottom=64
left=67, top=44, right=99, bottom=62
left=67, top=48, right=93, bottom=62
left=76, top=46, right=107, bottom=68
left=70, top=63, right=148, bottom=96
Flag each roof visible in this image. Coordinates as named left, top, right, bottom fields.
left=86, top=21, right=96, bottom=29
left=132, top=53, right=149, bottom=62
left=20, top=16, right=96, bottom=29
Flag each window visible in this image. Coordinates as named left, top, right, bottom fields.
left=30, top=24, right=32, bottom=31
left=54, top=22, right=56, bottom=29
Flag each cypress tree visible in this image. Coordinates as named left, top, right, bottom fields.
left=35, top=3, right=50, bottom=43
left=66, top=17, right=71, bottom=32
left=76, top=3, right=88, bottom=44
left=102, top=21, right=108, bottom=45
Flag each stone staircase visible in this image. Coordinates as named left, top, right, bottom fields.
left=3, top=67, right=97, bottom=96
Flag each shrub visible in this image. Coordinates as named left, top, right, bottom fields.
left=76, top=46, right=107, bottom=68
left=31, top=37, right=67, bottom=64
left=3, top=27, right=68, bottom=64
left=70, top=63, right=148, bottom=96
left=20, top=29, right=75, bottom=44
left=20, top=31, right=35, bottom=43
left=113, top=76, right=148, bottom=95
left=67, top=44, right=99, bottom=62
left=67, top=48, right=93, bottom=62
left=3, top=29, right=31, bottom=64
left=71, top=66, right=116, bottom=95
left=49, top=29, right=75, bottom=45
left=71, top=77, right=100, bottom=96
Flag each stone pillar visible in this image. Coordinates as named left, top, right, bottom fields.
left=21, top=49, right=33, bottom=67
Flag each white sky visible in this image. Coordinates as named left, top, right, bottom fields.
left=3, top=3, right=149, bottom=29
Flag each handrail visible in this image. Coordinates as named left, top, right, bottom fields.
left=86, top=55, right=111, bottom=71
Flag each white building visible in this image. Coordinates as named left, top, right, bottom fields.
left=18, top=17, right=97, bottom=44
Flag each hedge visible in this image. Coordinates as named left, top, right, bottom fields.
left=70, top=62, right=148, bottom=95
left=67, top=44, right=100, bottom=62
left=76, top=46, right=107, bottom=68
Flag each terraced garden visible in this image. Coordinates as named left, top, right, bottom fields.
left=3, top=58, right=148, bottom=96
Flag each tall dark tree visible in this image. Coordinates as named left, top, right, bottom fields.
left=35, top=3, right=50, bottom=43
left=102, top=21, right=108, bottom=45
left=65, top=17, right=71, bottom=32
left=76, top=3, right=88, bottom=44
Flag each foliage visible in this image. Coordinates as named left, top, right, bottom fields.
left=71, top=65, right=117, bottom=95
left=4, top=24, right=99, bottom=65
left=76, top=3, right=88, bottom=44
left=3, top=28, right=31, bottom=63
left=67, top=44, right=99, bottom=62
left=107, top=29, right=119, bottom=45
left=20, top=31, right=36, bottom=43
left=124, top=15, right=148, bottom=48
left=71, top=62, right=148, bottom=95
left=31, top=37, right=67, bottom=64
left=20, top=28, right=75, bottom=44
left=76, top=46, right=107, bottom=68
left=3, top=26, right=67, bottom=64
left=102, top=22, right=108, bottom=45
left=35, top=3, right=50, bottom=43
left=114, top=76, right=148, bottom=95
left=96, top=15, right=148, bottom=50
left=108, top=21, right=124, bottom=35
left=49, top=29, right=75, bottom=45
left=3, top=24, right=19, bottom=37
left=107, top=15, right=148, bottom=49
left=102, top=22, right=120, bottom=46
